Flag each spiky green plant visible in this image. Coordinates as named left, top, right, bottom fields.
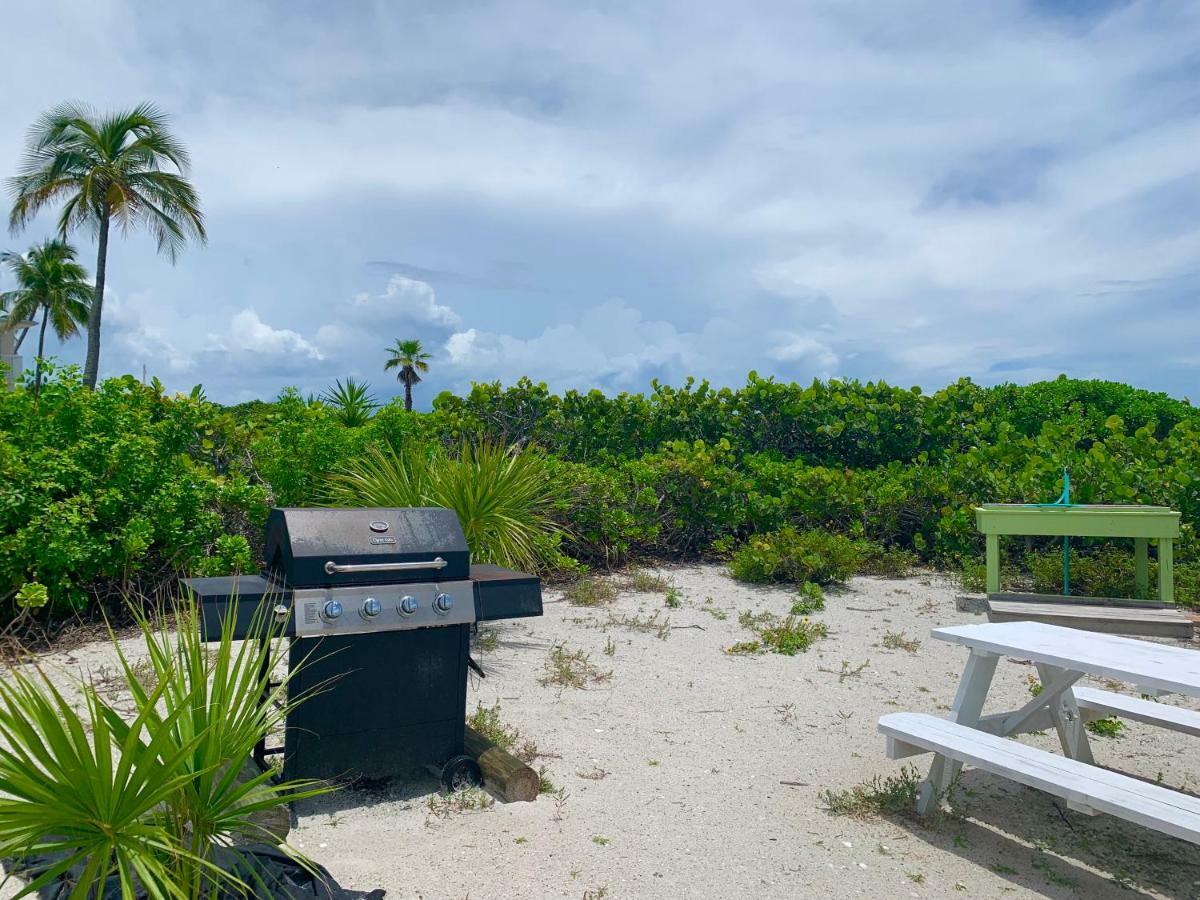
left=0, top=595, right=332, bottom=898
left=114, top=599, right=331, bottom=896
left=319, top=377, right=379, bottom=427
left=0, top=663, right=204, bottom=898
left=326, top=442, right=563, bottom=571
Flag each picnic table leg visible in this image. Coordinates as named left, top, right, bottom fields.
left=917, top=650, right=997, bottom=815
left=985, top=534, right=1000, bottom=594
left=1158, top=538, right=1174, bottom=604
left=1134, top=538, right=1148, bottom=600
left=1035, top=663, right=1094, bottom=766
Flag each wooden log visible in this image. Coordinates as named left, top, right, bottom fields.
left=464, top=724, right=540, bottom=802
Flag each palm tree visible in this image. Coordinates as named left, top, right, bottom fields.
left=384, top=338, right=431, bottom=411
left=8, top=102, right=206, bottom=389
left=0, top=239, right=91, bottom=392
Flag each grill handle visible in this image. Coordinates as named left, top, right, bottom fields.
left=323, top=557, right=448, bottom=575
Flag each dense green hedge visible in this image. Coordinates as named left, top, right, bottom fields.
left=2, top=366, right=1199, bottom=622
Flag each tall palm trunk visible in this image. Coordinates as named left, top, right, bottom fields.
left=34, top=308, right=48, bottom=395
left=404, top=380, right=413, bottom=411
left=83, top=207, right=110, bottom=390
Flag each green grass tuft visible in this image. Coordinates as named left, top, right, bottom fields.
left=819, top=766, right=923, bottom=819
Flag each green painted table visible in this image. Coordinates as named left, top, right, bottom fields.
left=974, top=504, right=1181, bottom=603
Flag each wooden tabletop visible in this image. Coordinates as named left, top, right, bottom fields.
left=933, top=621, right=1200, bottom=698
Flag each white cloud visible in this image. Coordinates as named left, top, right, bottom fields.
left=440, top=297, right=841, bottom=392
left=213, top=309, right=323, bottom=360
left=346, top=275, right=462, bottom=328
left=766, top=333, right=839, bottom=373
left=7, top=0, right=1200, bottom=401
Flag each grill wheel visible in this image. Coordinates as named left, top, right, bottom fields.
left=441, top=754, right=484, bottom=793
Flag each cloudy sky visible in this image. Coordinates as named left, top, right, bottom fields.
left=2, top=0, right=1198, bottom=405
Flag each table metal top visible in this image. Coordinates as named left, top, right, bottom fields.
left=933, top=621, right=1200, bottom=697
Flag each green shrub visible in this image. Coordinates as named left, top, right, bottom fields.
left=7, top=368, right=1200, bottom=631
left=856, top=543, right=917, bottom=577
left=1027, top=546, right=1153, bottom=599
left=791, top=581, right=825, bottom=615
left=728, top=528, right=863, bottom=585
left=0, top=370, right=267, bottom=616
left=564, top=577, right=618, bottom=607
left=326, top=441, right=566, bottom=572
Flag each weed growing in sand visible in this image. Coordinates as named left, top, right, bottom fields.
left=819, top=765, right=922, bottom=819
left=624, top=569, right=670, bottom=593
left=1086, top=715, right=1126, bottom=738
left=540, top=643, right=612, bottom=690
left=603, top=610, right=671, bottom=639
left=538, top=765, right=558, bottom=793
left=576, top=766, right=610, bottom=780
left=551, top=787, right=570, bottom=823
left=881, top=630, right=921, bottom=653
left=603, top=636, right=616, bottom=656
left=820, top=659, right=870, bottom=682
left=701, top=597, right=728, bottom=620
left=906, top=872, right=925, bottom=885
left=583, top=887, right=609, bottom=899
left=725, top=640, right=762, bottom=656
left=476, top=629, right=499, bottom=652
left=468, top=701, right=540, bottom=762
left=1031, top=853, right=1077, bottom=889
left=565, top=577, right=618, bottom=607
left=790, top=581, right=825, bottom=615
left=664, top=586, right=682, bottom=608
left=591, top=835, right=610, bottom=846
left=426, top=787, right=493, bottom=819
left=738, top=609, right=775, bottom=631
left=757, top=614, right=828, bottom=655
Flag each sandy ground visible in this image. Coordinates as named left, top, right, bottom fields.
left=9, top=566, right=1200, bottom=899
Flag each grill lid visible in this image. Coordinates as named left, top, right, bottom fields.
left=265, top=507, right=470, bottom=586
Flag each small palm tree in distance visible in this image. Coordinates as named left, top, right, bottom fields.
left=0, top=238, right=91, bottom=393
left=384, top=338, right=431, bottom=411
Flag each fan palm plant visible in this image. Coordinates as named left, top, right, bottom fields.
left=0, top=596, right=331, bottom=898
left=319, top=377, right=379, bottom=426
left=0, top=238, right=91, bottom=393
left=326, top=442, right=564, bottom=571
left=383, top=338, right=430, bottom=411
left=8, top=102, right=206, bottom=389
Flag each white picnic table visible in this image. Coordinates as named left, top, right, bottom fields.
left=878, top=620, right=1200, bottom=844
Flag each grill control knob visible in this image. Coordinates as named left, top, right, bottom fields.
left=360, top=597, right=381, bottom=619
left=434, top=592, right=453, bottom=614
left=321, top=600, right=343, bottom=621
left=399, top=595, right=418, bottom=615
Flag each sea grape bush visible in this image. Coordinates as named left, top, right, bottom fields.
left=728, top=529, right=865, bottom=585
left=3, top=366, right=1200, bottom=622
left=0, top=367, right=267, bottom=616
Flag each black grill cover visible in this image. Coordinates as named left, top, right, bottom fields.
left=265, top=507, right=470, bottom=586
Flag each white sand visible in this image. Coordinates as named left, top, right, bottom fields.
left=13, top=567, right=1200, bottom=898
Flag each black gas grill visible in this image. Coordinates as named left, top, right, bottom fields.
left=181, top=507, right=542, bottom=788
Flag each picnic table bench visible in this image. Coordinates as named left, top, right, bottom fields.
left=878, top=621, right=1200, bottom=844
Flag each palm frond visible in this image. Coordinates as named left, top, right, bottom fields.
left=327, top=442, right=564, bottom=571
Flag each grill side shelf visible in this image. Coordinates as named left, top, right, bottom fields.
left=180, top=575, right=294, bottom=641
left=472, top=565, right=543, bottom=621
